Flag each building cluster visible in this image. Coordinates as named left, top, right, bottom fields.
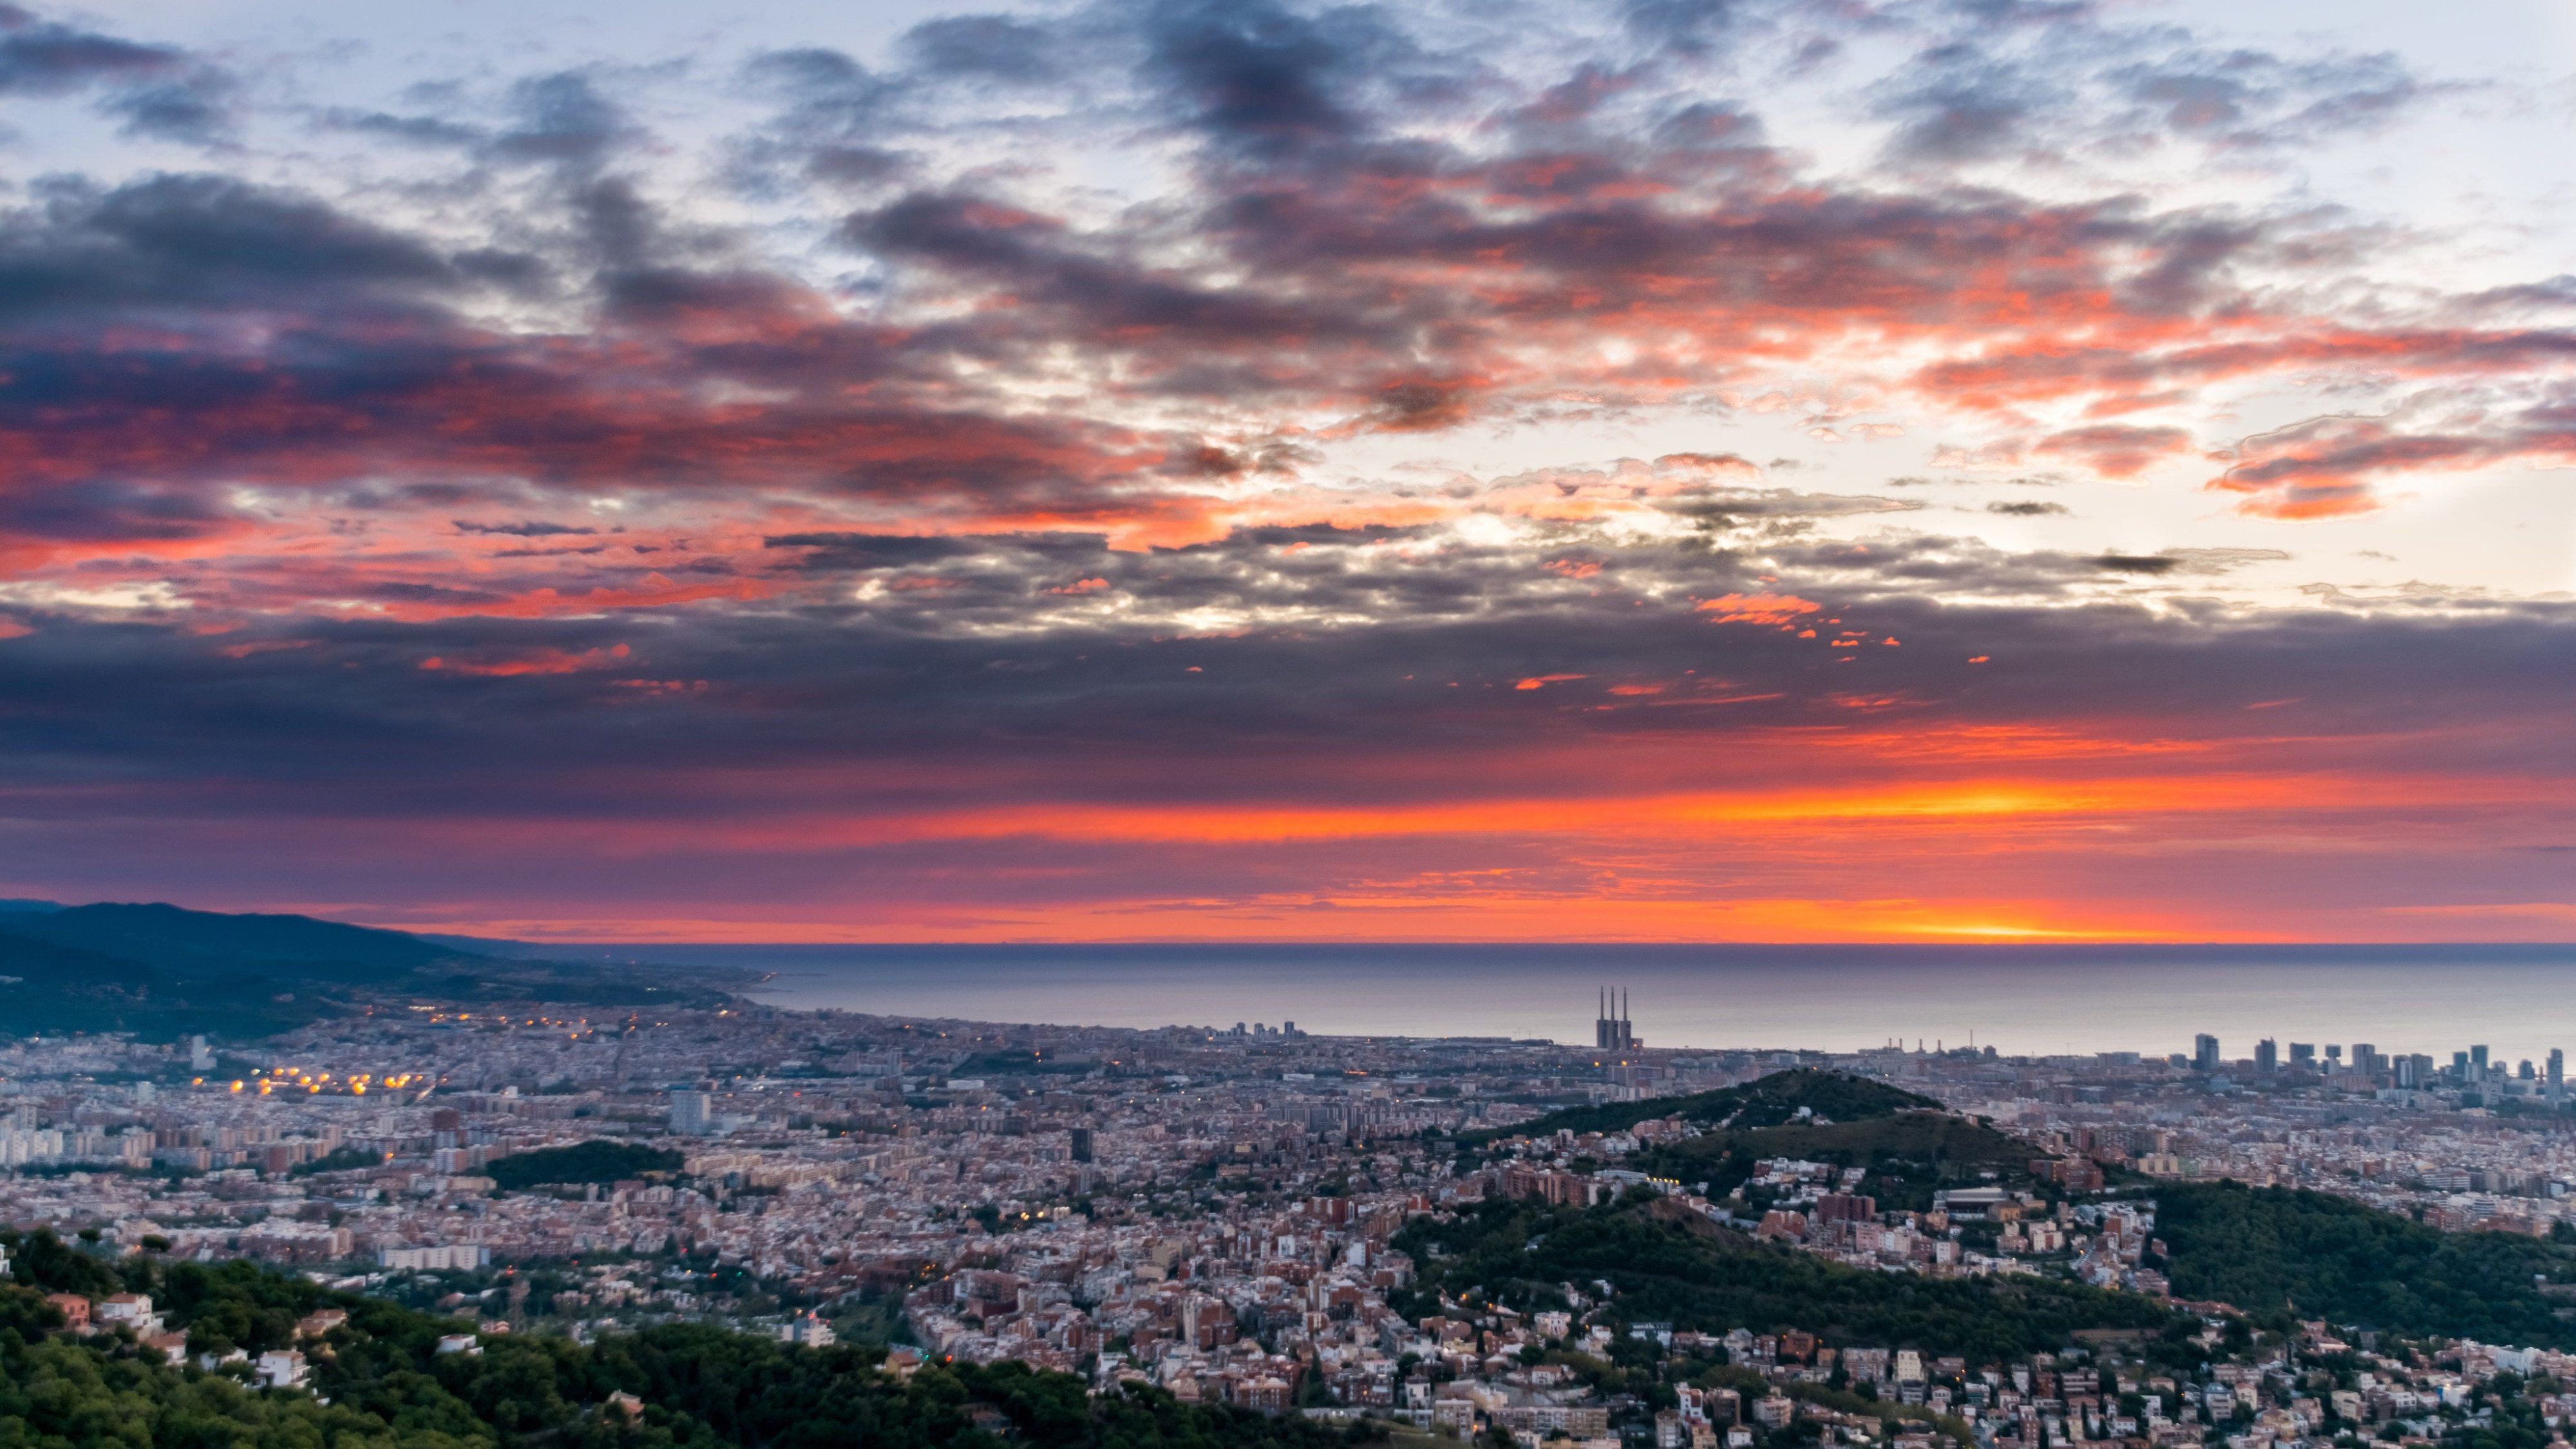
left=1857, top=1037, right=2576, bottom=1235
left=0, top=1003, right=1787, bottom=1315
left=11, top=999, right=2576, bottom=1449
left=898, top=1189, right=1419, bottom=1414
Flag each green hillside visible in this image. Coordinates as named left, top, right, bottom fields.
left=1468, top=1069, right=1940, bottom=1144
left=0, top=929, right=350, bottom=1038
left=2154, top=1180, right=2576, bottom=1345
left=488, top=1140, right=687, bottom=1189
left=1642, top=1110, right=2043, bottom=1213
left=10, top=902, right=468, bottom=976
left=1394, top=1191, right=2183, bottom=1363
left=0, top=902, right=746, bottom=1039
left=0, top=1228, right=1376, bottom=1449
left=1468, top=1070, right=2036, bottom=1212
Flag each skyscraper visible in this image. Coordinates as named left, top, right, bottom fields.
left=2193, top=1034, right=2219, bottom=1072
left=1069, top=1126, right=1094, bottom=1164
left=669, top=1090, right=711, bottom=1136
left=2255, top=1039, right=2277, bottom=1074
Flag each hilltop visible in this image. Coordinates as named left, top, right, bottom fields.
left=1467, top=1068, right=1941, bottom=1144
left=1470, top=1069, right=2039, bottom=1211
left=1640, top=1109, right=2041, bottom=1213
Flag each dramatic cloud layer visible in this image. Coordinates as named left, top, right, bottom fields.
left=0, top=0, right=2568, bottom=940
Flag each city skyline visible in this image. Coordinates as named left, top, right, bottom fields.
left=0, top=0, right=2570, bottom=941
left=16, top=923, right=2576, bottom=1449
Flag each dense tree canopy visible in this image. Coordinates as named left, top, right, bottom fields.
left=1394, top=1195, right=2183, bottom=1364
left=2155, top=1182, right=2576, bottom=1347
left=1466, top=1072, right=1941, bottom=1146
left=486, top=1142, right=686, bottom=1191
left=1637, top=1113, right=2041, bottom=1214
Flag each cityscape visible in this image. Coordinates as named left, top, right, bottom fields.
left=1, top=0, right=2571, bottom=1448
left=14, top=953, right=2576, bottom=1449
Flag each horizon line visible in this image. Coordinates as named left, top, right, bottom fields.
left=428, top=934, right=2576, bottom=952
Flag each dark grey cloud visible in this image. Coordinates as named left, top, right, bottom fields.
left=764, top=531, right=1008, bottom=571
left=0, top=5, right=232, bottom=140
left=1873, top=43, right=2056, bottom=162
left=3, top=538, right=2570, bottom=826
left=1619, top=0, right=1748, bottom=55
left=0, top=5, right=178, bottom=95
left=84, top=175, right=455, bottom=288
left=489, top=72, right=636, bottom=167
left=0, top=173, right=491, bottom=325
left=2109, top=46, right=2423, bottom=148
left=744, top=46, right=883, bottom=105
left=2155, top=547, right=2289, bottom=573
left=453, top=520, right=598, bottom=537
left=0, top=479, right=228, bottom=540
left=325, top=108, right=489, bottom=149
left=107, top=71, right=234, bottom=141
left=899, top=15, right=1065, bottom=82
left=1853, top=11, right=2434, bottom=171
left=739, top=46, right=896, bottom=148
left=803, top=146, right=911, bottom=186
left=1142, top=0, right=1466, bottom=165
left=1660, top=488, right=1923, bottom=525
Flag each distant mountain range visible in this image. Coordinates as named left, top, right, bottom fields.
left=0, top=901, right=746, bottom=1041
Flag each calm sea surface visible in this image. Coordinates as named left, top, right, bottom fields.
left=506, top=943, right=2576, bottom=1065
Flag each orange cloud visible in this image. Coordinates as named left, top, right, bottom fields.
left=421, top=643, right=631, bottom=676
left=1697, top=593, right=1823, bottom=625
left=2034, top=424, right=2195, bottom=478
left=389, top=895, right=2217, bottom=946
left=565, top=769, right=2567, bottom=853
left=372, top=578, right=773, bottom=623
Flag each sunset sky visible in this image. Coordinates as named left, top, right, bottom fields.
left=0, top=0, right=2570, bottom=943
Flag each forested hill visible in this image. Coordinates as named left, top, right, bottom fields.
left=1467, top=1069, right=1942, bottom=1144
left=2153, top=1181, right=2576, bottom=1346
left=6, top=902, right=465, bottom=974
left=1394, top=1190, right=2188, bottom=1365
left=0, top=1228, right=1375, bottom=1449
left=1634, top=1110, right=2043, bottom=1215
left=0, top=902, right=746, bottom=1038
left=1396, top=1176, right=2576, bottom=1359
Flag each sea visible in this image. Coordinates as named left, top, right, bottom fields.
left=497, top=942, right=2576, bottom=1066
